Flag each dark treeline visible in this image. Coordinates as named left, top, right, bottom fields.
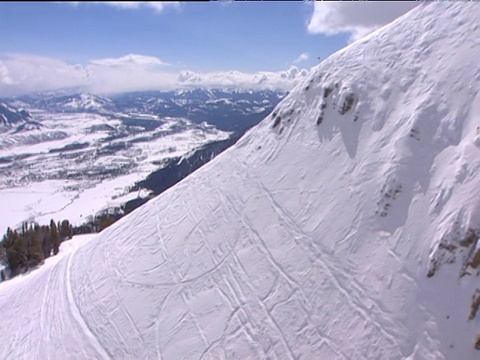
left=0, top=213, right=121, bottom=281
left=72, top=212, right=121, bottom=236
left=0, top=219, right=73, bottom=277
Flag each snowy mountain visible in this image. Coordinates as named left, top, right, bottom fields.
left=0, top=102, right=35, bottom=131
left=1, top=2, right=480, bottom=359
left=18, top=93, right=115, bottom=113
left=13, top=89, right=286, bottom=133
left=52, top=93, right=114, bottom=112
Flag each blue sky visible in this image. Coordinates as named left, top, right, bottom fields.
left=0, top=1, right=417, bottom=95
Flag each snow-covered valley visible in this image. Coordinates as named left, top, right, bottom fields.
left=1, top=2, right=480, bottom=359
left=0, top=90, right=283, bottom=233
left=0, top=110, right=230, bottom=233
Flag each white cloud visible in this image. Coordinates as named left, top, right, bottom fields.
left=177, top=66, right=308, bottom=91
left=308, top=2, right=418, bottom=41
left=90, top=54, right=169, bottom=67
left=0, top=61, right=13, bottom=85
left=106, top=2, right=174, bottom=12
left=63, top=1, right=79, bottom=7
left=87, top=56, right=177, bottom=94
left=71, top=2, right=180, bottom=13
left=103, top=2, right=141, bottom=9
left=0, top=54, right=309, bottom=96
left=64, top=2, right=180, bottom=12
left=293, top=52, right=309, bottom=64
left=0, top=54, right=89, bottom=96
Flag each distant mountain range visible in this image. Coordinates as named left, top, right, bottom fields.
left=9, top=88, right=286, bottom=133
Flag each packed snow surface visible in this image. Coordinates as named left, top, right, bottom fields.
left=2, top=2, right=480, bottom=359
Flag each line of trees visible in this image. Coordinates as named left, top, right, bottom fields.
left=0, top=212, right=121, bottom=282
left=73, top=213, right=120, bottom=235
left=0, top=219, right=73, bottom=277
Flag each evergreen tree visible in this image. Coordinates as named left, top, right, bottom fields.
left=27, top=225, right=44, bottom=266
left=41, top=225, right=52, bottom=259
left=60, top=220, right=73, bottom=240
left=5, top=230, right=28, bottom=275
left=50, top=219, right=60, bottom=256
left=0, top=238, right=7, bottom=267
left=98, top=216, right=116, bottom=232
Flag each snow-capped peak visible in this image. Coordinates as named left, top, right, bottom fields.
left=62, top=93, right=113, bottom=111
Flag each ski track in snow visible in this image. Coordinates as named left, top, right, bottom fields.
left=251, top=176, right=400, bottom=344
left=66, top=246, right=111, bottom=359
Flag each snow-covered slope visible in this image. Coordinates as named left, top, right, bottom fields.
left=1, top=2, right=480, bottom=359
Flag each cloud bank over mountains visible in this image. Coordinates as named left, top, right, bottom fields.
left=0, top=53, right=308, bottom=96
